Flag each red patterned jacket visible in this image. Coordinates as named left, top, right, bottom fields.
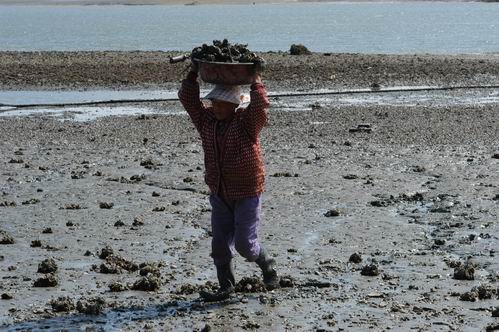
left=178, top=71, right=270, bottom=201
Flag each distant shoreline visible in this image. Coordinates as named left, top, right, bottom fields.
left=1, top=51, right=499, bottom=91
left=0, top=0, right=498, bottom=6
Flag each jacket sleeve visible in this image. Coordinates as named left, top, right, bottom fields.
left=178, top=71, right=207, bottom=132
left=239, top=82, right=270, bottom=141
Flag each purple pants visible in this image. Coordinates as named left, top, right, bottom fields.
left=209, top=194, right=262, bottom=267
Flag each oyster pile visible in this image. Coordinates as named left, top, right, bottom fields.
left=191, top=39, right=263, bottom=64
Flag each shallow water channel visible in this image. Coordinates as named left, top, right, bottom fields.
left=1, top=87, right=498, bottom=122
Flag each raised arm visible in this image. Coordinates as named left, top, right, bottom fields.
left=178, top=66, right=207, bottom=132
left=239, top=73, right=270, bottom=141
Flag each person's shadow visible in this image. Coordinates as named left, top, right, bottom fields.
left=3, top=295, right=255, bottom=331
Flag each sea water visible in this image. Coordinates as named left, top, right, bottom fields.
left=1, top=2, right=498, bottom=53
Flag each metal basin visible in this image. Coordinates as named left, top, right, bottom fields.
left=194, top=59, right=259, bottom=85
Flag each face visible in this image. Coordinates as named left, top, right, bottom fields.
left=211, top=99, right=238, bottom=120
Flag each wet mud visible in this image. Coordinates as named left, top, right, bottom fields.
left=1, top=53, right=499, bottom=331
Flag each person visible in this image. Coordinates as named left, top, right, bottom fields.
left=178, top=61, right=279, bottom=301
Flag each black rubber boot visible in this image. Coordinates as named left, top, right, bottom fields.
left=255, top=248, right=280, bottom=291
left=199, top=262, right=235, bottom=302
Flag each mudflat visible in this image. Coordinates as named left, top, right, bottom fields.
left=1, top=51, right=499, bottom=91
left=0, top=52, right=498, bottom=331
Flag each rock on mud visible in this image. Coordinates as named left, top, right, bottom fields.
left=290, top=44, right=312, bottom=55
left=99, top=254, right=138, bottom=274
left=114, top=220, right=125, bottom=227
left=133, top=217, right=145, bottom=226
left=63, top=203, right=81, bottom=210
left=33, top=274, right=58, bottom=287
left=37, top=258, right=58, bottom=274
left=0, top=229, right=15, bottom=244
left=42, top=227, right=53, bottom=234
left=453, top=262, right=475, bottom=280
left=302, top=279, right=332, bottom=288
left=486, top=324, right=499, bottom=332
left=131, top=275, right=161, bottom=291
left=279, top=275, right=295, bottom=288
left=50, top=296, right=75, bottom=312
left=76, top=297, right=106, bottom=315
left=324, top=209, right=341, bottom=217
left=460, top=284, right=497, bottom=301
left=200, top=324, right=212, bottom=332
left=99, top=262, right=121, bottom=274
left=361, top=264, right=380, bottom=276
left=176, top=283, right=199, bottom=295
left=98, top=246, right=114, bottom=259
left=109, top=255, right=138, bottom=271
left=1, top=293, right=13, bottom=300
left=139, top=262, right=162, bottom=277
left=235, top=276, right=266, bottom=293
left=349, top=253, right=362, bottom=263
left=109, top=281, right=129, bottom=292
left=31, top=240, right=42, bottom=247
left=99, top=202, right=114, bottom=209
